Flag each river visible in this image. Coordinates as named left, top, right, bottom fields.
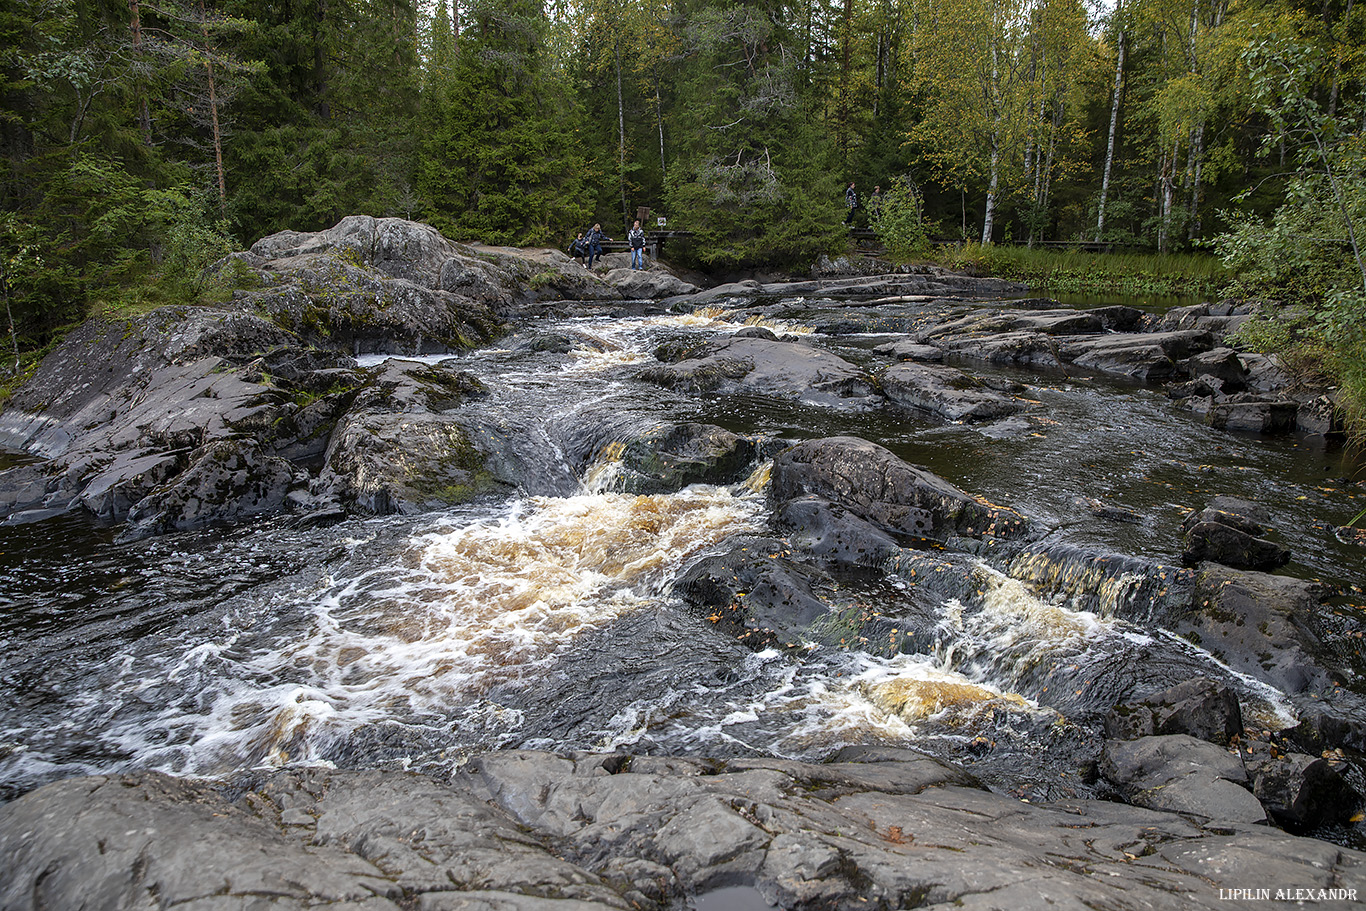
left=1, top=295, right=1363, bottom=823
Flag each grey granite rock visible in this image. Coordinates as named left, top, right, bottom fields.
left=4, top=751, right=1364, bottom=911
left=637, top=337, right=880, bottom=409
left=1104, top=677, right=1244, bottom=745
left=881, top=361, right=1028, bottom=422
left=1101, top=734, right=1267, bottom=823
left=770, top=436, right=1029, bottom=542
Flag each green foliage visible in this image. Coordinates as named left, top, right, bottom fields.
left=938, top=242, right=1226, bottom=297
left=661, top=0, right=845, bottom=268
left=871, top=177, right=933, bottom=261
left=417, top=0, right=587, bottom=243
left=146, top=187, right=239, bottom=296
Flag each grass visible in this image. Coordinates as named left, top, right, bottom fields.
left=932, top=243, right=1228, bottom=299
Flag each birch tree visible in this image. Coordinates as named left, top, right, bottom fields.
left=909, top=0, right=1037, bottom=244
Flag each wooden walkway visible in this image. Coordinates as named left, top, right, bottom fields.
left=596, top=228, right=1135, bottom=258
left=598, top=230, right=693, bottom=259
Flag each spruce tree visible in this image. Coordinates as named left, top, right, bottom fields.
left=417, top=0, right=586, bottom=245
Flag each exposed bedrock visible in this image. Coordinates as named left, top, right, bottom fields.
left=880, top=361, right=1030, bottom=423
left=638, top=336, right=881, bottom=409
left=3, top=753, right=1363, bottom=911
left=769, top=436, right=1030, bottom=542
left=1104, top=677, right=1245, bottom=745
left=854, top=299, right=1334, bottom=435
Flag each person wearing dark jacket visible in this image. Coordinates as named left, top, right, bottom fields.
left=586, top=224, right=606, bottom=269
left=628, top=220, right=646, bottom=270
left=844, top=182, right=858, bottom=225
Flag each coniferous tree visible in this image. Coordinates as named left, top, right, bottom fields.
left=417, top=0, right=587, bottom=244
left=664, top=0, right=845, bottom=267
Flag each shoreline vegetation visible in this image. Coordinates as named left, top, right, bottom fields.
left=931, top=243, right=1226, bottom=300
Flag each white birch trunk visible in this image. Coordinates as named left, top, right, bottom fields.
left=982, top=136, right=1000, bottom=245
left=1095, top=29, right=1124, bottom=242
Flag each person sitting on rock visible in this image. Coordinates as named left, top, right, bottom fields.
left=569, top=232, right=586, bottom=266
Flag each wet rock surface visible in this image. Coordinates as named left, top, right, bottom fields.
left=3, top=220, right=1365, bottom=903
left=4, top=752, right=1364, bottom=911
left=1104, top=678, right=1245, bottom=745
left=638, top=336, right=881, bottom=409
left=881, top=361, right=1029, bottom=422
left=1100, top=734, right=1267, bottom=823
left=770, top=436, right=1030, bottom=542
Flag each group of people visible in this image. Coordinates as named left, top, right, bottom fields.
left=570, top=220, right=648, bottom=270
left=844, top=182, right=883, bottom=226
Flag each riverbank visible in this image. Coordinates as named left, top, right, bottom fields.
left=2, top=215, right=1365, bottom=910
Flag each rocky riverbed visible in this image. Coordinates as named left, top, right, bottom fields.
left=2, top=216, right=1365, bottom=910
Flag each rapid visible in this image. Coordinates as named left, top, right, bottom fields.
left=1, top=297, right=1362, bottom=811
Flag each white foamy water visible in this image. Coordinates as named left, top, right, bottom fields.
left=665, top=649, right=1047, bottom=759
left=92, top=487, right=766, bottom=775
left=934, top=564, right=1115, bottom=687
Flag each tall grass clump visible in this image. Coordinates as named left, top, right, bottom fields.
left=936, top=243, right=1227, bottom=299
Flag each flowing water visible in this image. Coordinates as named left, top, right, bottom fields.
left=1, top=297, right=1363, bottom=810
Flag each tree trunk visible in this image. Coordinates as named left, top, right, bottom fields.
left=129, top=0, right=152, bottom=144
left=1187, top=122, right=1205, bottom=241
left=200, top=1, right=227, bottom=214
left=839, top=0, right=852, bottom=164
left=982, top=134, right=1000, bottom=245
left=1, top=264, right=19, bottom=375
left=1158, top=141, right=1178, bottom=253
left=1096, top=29, right=1124, bottom=242
left=616, top=38, right=628, bottom=231
left=654, top=66, right=666, bottom=186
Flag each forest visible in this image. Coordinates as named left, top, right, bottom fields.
left=0, top=0, right=1363, bottom=410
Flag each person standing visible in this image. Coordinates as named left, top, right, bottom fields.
left=870, top=185, right=883, bottom=221
left=844, top=182, right=859, bottom=225
left=586, top=223, right=604, bottom=269
left=628, top=220, right=646, bottom=270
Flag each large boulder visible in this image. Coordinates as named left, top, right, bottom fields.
left=770, top=436, right=1029, bottom=542
left=1104, top=677, right=1244, bottom=745
left=773, top=494, right=902, bottom=572
left=311, top=360, right=517, bottom=515
left=1181, top=497, right=1290, bottom=569
left=1100, top=734, right=1266, bottom=823
left=602, top=267, right=699, bottom=299
left=586, top=422, right=761, bottom=494
left=1205, top=396, right=1301, bottom=434
left=881, top=361, right=1028, bottom=422
left=245, top=216, right=628, bottom=331
left=234, top=252, right=506, bottom=354
left=638, top=337, right=880, bottom=409
left=1251, top=750, right=1359, bottom=831
left=1057, top=329, right=1216, bottom=381
left=672, top=537, right=839, bottom=650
